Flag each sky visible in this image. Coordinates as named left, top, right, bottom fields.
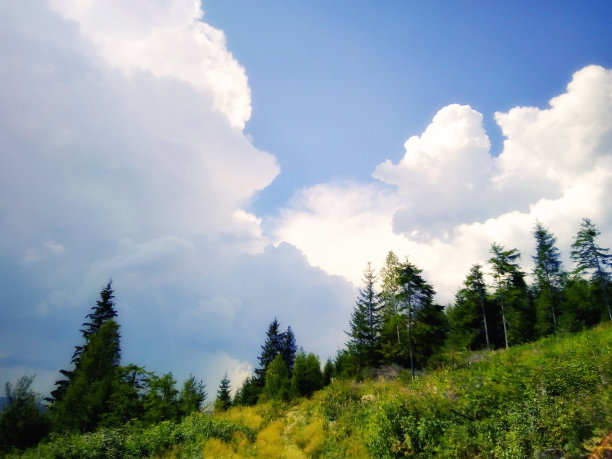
left=1, top=0, right=611, bottom=400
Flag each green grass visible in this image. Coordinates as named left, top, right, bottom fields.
left=15, top=323, right=612, bottom=458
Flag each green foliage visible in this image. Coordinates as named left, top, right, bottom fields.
left=0, top=376, right=49, bottom=453
left=348, top=262, right=382, bottom=369
left=291, top=351, right=323, bottom=397
left=142, top=372, right=179, bottom=424
left=532, top=222, right=565, bottom=334
left=322, top=358, right=334, bottom=386
left=21, top=412, right=253, bottom=459
left=233, top=376, right=260, bottom=406
left=571, top=218, right=612, bottom=321
left=16, top=324, right=612, bottom=458
left=214, top=374, right=232, bottom=412
left=263, top=354, right=291, bottom=401
left=179, top=375, right=206, bottom=417
left=52, top=320, right=121, bottom=432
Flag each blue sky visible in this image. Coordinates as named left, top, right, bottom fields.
left=204, top=1, right=612, bottom=215
left=1, top=0, right=611, bottom=399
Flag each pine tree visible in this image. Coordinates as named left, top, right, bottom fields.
left=291, top=351, right=323, bottom=397
left=179, top=375, right=206, bottom=417
left=378, top=251, right=407, bottom=366
left=233, top=376, right=259, bottom=406
left=571, top=218, right=612, bottom=321
left=447, top=264, right=492, bottom=350
left=322, top=358, right=334, bottom=386
left=52, top=319, right=121, bottom=432
left=255, top=318, right=284, bottom=384
left=143, top=373, right=180, bottom=423
left=47, top=280, right=118, bottom=405
left=263, top=355, right=290, bottom=401
left=280, top=326, right=297, bottom=375
left=347, top=262, right=382, bottom=369
left=214, top=374, right=232, bottom=412
left=489, top=243, right=521, bottom=349
left=532, top=222, right=564, bottom=333
left=396, top=258, right=436, bottom=378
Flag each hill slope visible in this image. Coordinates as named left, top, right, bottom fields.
left=19, top=323, right=612, bottom=458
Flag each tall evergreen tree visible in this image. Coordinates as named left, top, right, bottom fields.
left=142, top=372, right=180, bottom=424
left=52, top=319, right=121, bottom=432
left=378, top=251, right=407, bottom=366
left=488, top=243, right=522, bottom=349
left=347, top=262, right=382, bottom=369
left=179, top=375, right=206, bottom=417
left=532, top=222, right=564, bottom=333
left=255, top=318, right=284, bottom=384
left=396, top=258, right=436, bottom=379
left=280, top=326, right=298, bottom=375
left=233, top=376, right=260, bottom=406
left=47, top=280, right=118, bottom=405
left=447, top=264, right=492, bottom=350
left=214, top=374, right=232, bottom=412
left=571, top=218, right=612, bottom=321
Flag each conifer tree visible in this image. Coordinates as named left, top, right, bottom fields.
left=47, top=280, right=118, bottom=405
left=347, top=262, right=382, bottom=369
left=233, top=376, right=259, bottom=406
left=571, top=218, right=612, bottom=321
left=396, top=258, right=436, bottom=378
left=142, top=372, right=180, bottom=423
left=378, top=251, right=408, bottom=365
left=532, top=222, right=564, bottom=333
left=489, top=242, right=521, bottom=349
left=489, top=244, right=533, bottom=348
left=179, top=375, right=206, bottom=416
left=280, top=326, right=298, bottom=375
left=263, top=355, right=290, bottom=400
left=214, top=374, right=232, bottom=412
left=447, top=264, right=492, bottom=350
left=291, top=351, right=323, bottom=397
left=255, top=318, right=283, bottom=384
left=52, top=319, right=121, bottom=431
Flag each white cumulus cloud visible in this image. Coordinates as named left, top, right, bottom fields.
left=273, top=65, right=612, bottom=303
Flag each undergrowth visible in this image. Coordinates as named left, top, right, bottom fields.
left=14, top=323, right=612, bottom=458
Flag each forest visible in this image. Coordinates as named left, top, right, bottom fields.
left=1, top=217, right=611, bottom=457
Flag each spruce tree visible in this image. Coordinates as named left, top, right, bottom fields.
left=214, top=374, right=232, bottom=412
left=255, top=318, right=283, bottom=384
left=142, top=373, right=180, bottom=423
left=263, top=355, right=290, bottom=401
left=179, top=375, right=206, bottom=417
left=488, top=243, right=522, bottom=349
left=532, top=222, right=564, bottom=333
left=347, top=262, right=382, bottom=369
left=291, top=351, right=323, bottom=397
left=571, top=218, right=612, bottom=321
left=280, top=326, right=298, bottom=375
left=47, top=280, right=118, bottom=405
left=447, top=264, right=493, bottom=350
left=52, top=319, right=121, bottom=432
left=378, top=251, right=407, bottom=365
left=396, top=258, right=436, bottom=378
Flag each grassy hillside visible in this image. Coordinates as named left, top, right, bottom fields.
left=17, top=323, right=612, bottom=458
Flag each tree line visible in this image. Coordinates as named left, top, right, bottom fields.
left=1, top=217, right=610, bottom=453
left=342, top=218, right=612, bottom=378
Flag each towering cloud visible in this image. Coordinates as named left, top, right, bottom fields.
left=274, top=66, right=612, bottom=302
